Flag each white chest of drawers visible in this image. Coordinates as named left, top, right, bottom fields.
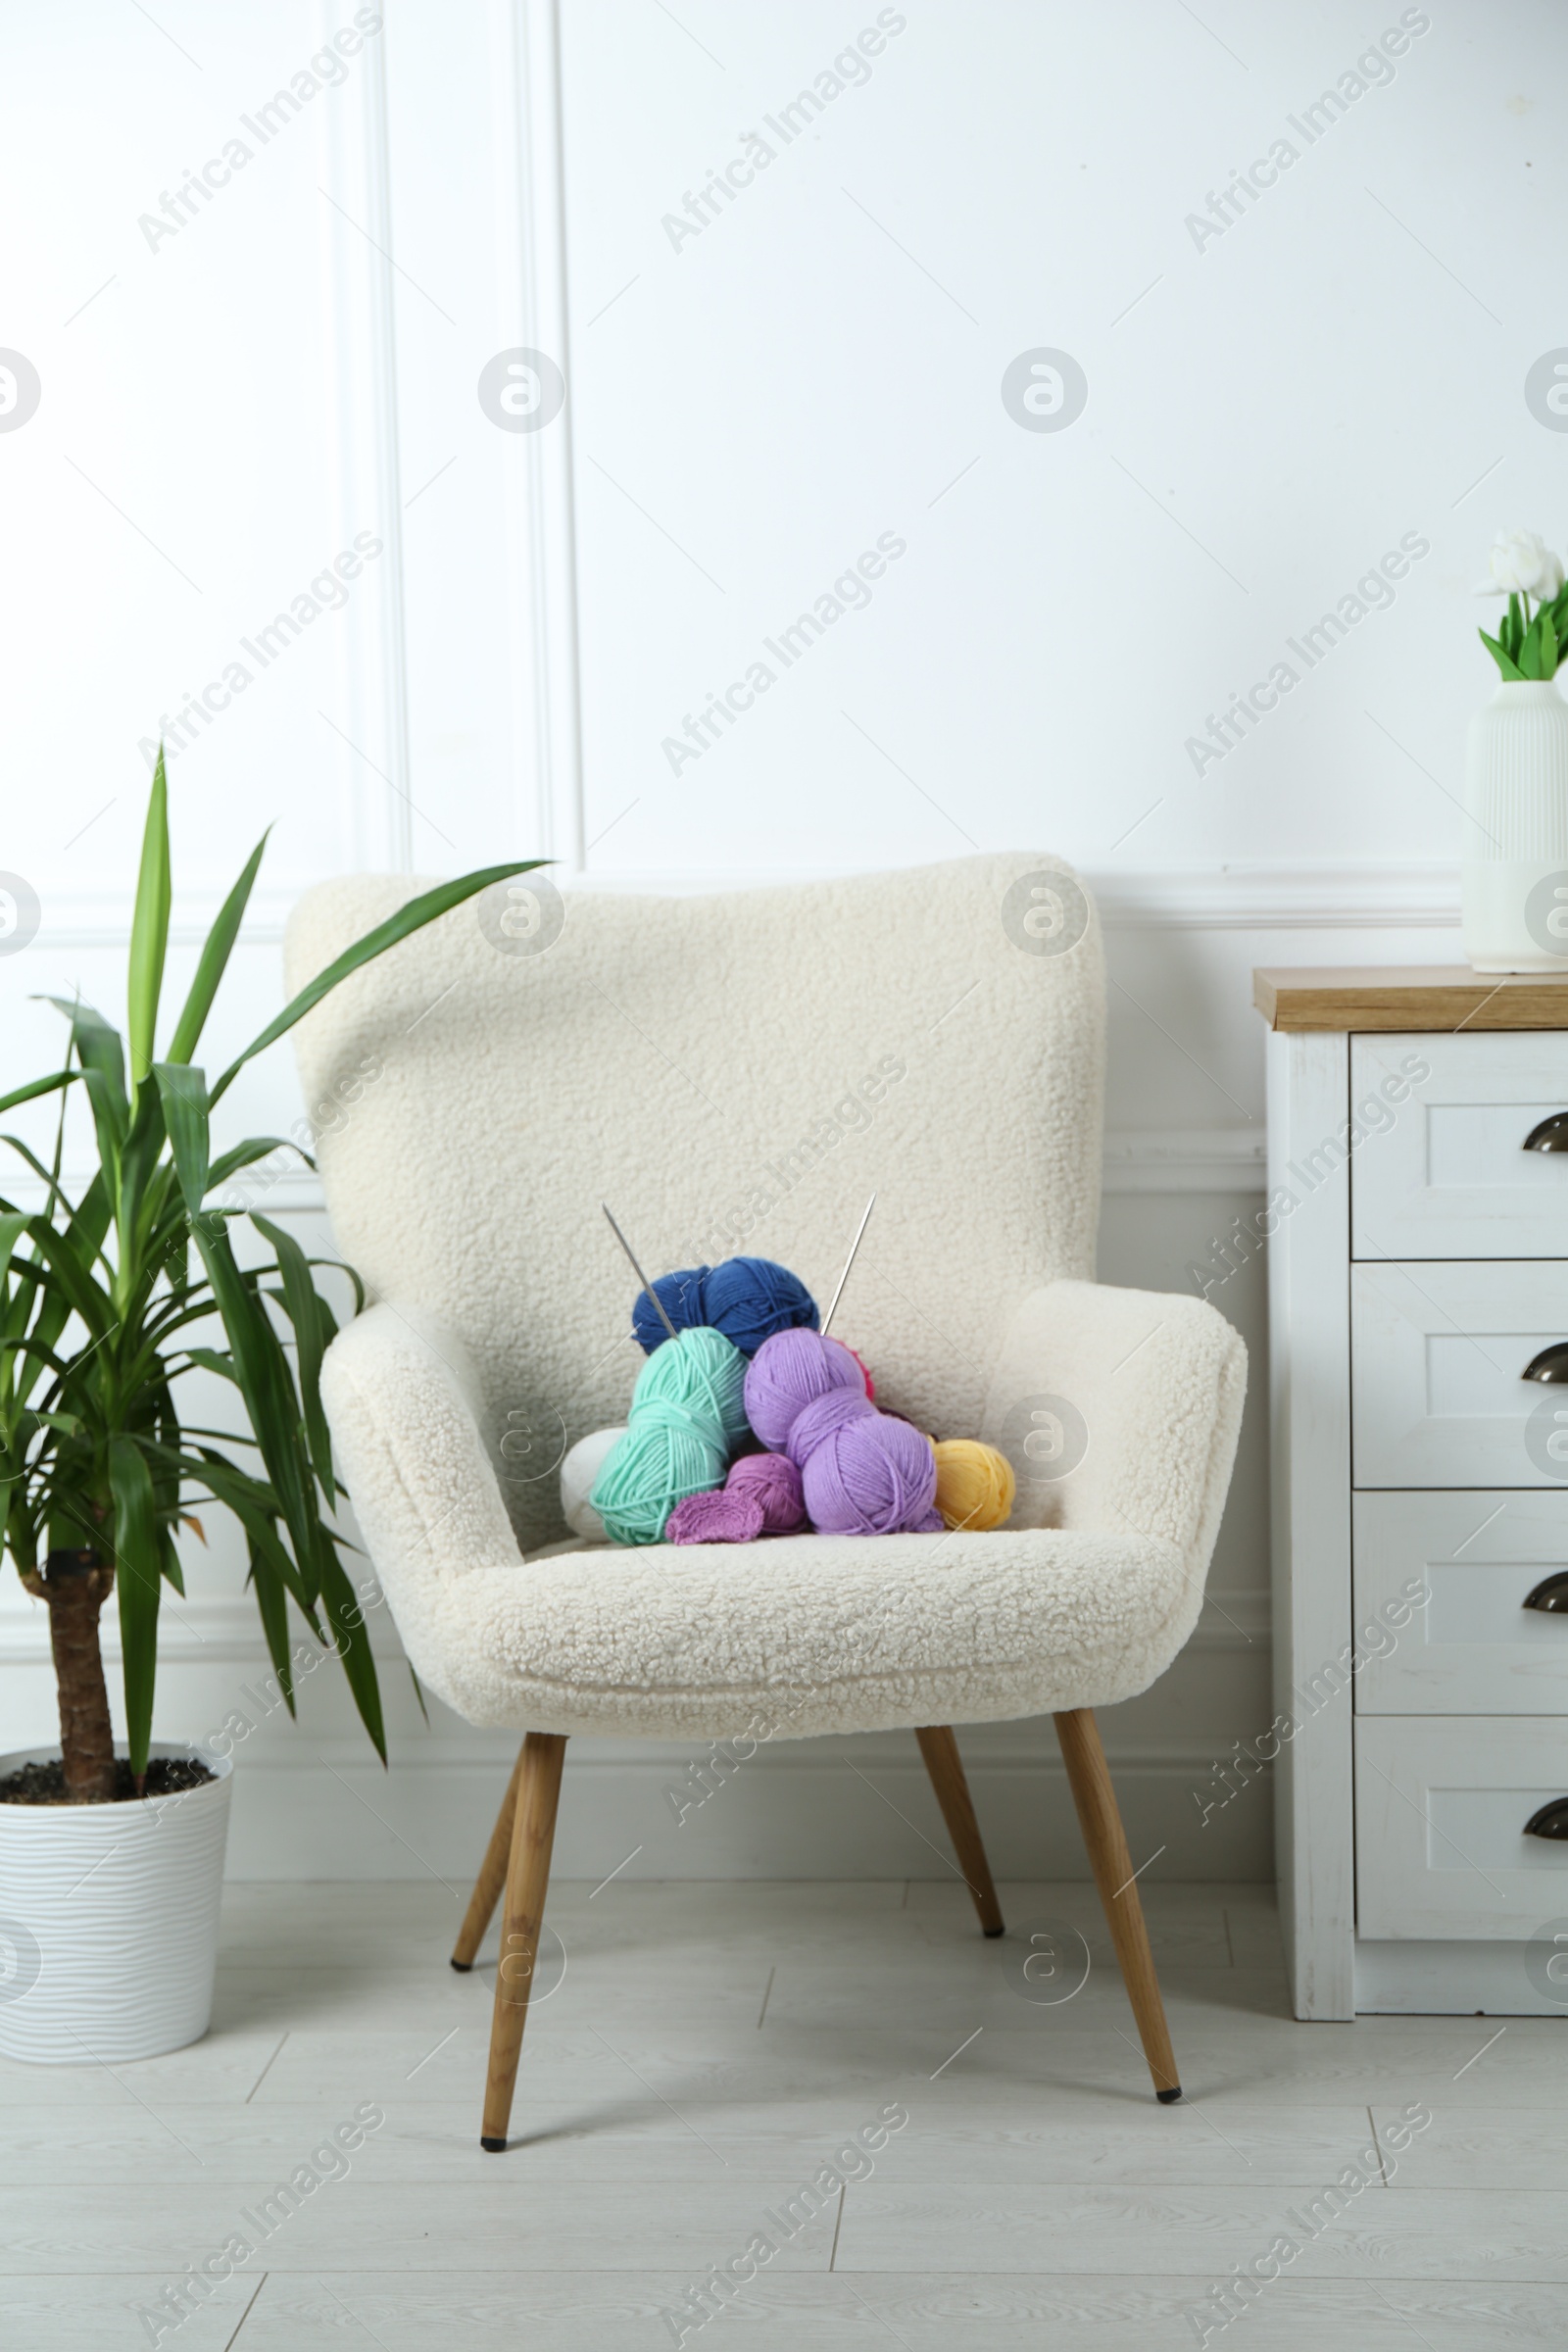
left=1257, top=969, right=1568, bottom=2018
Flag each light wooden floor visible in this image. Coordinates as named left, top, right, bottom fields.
left=3, top=1878, right=1566, bottom=2349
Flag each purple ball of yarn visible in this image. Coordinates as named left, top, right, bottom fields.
left=667, top=1489, right=766, bottom=1545
left=803, top=1406, right=941, bottom=1538
left=744, top=1329, right=864, bottom=1451
left=783, top=1385, right=874, bottom=1472
left=725, top=1449, right=806, bottom=1534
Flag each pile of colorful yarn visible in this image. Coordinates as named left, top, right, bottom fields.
left=560, top=1251, right=1014, bottom=1548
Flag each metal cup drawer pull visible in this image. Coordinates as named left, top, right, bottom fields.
left=1523, top=1572, right=1568, bottom=1612
left=1523, top=1112, right=1568, bottom=1152
left=1525, top=1797, right=1568, bottom=1839
left=1523, top=1343, right=1568, bottom=1383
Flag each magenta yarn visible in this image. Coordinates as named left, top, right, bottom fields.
left=802, top=1400, right=940, bottom=1536
left=743, top=1329, right=864, bottom=1451
left=725, top=1449, right=806, bottom=1533
left=667, top=1489, right=766, bottom=1545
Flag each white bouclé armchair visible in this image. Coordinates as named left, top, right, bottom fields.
left=286, top=851, right=1246, bottom=2147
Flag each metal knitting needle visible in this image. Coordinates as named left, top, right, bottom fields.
left=601, top=1202, right=680, bottom=1343
left=821, top=1193, right=876, bottom=1340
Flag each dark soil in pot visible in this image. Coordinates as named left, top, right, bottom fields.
left=0, top=1756, right=217, bottom=1805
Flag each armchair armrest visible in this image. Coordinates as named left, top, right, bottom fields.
left=982, top=1278, right=1247, bottom=1571
left=321, top=1304, right=523, bottom=1697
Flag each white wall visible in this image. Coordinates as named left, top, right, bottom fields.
left=2, top=0, right=1562, bottom=1883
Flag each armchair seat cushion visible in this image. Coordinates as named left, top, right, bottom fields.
left=412, top=1527, right=1190, bottom=1741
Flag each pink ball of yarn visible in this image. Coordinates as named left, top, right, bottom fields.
left=840, top=1344, right=875, bottom=1399
left=801, top=1396, right=941, bottom=1537
left=743, top=1329, right=863, bottom=1451
left=725, top=1448, right=806, bottom=1533
left=667, top=1489, right=766, bottom=1545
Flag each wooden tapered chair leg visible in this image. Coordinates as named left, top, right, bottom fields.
left=481, top=1732, right=567, bottom=2151
left=1054, top=1706, right=1181, bottom=2101
left=915, top=1725, right=1004, bottom=1936
left=451, top=1747, right=524, bottom=1971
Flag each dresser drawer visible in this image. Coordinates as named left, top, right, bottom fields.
left=1351, top=1260, right=1568, bottom=1487
left=1351, top=1032, right=1568, bottom=1260
left=1353, top=1492, right=1568, bottom=1713
left=1356, top=1717, right=1568, bottom=1938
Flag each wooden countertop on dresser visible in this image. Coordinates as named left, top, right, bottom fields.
left=1253, top=966, right=1568, bottom=1032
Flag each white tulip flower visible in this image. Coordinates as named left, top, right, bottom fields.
left=1477, top=526, right=1565, bottom=601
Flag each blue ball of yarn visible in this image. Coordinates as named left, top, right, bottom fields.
left=632, top=1255, right=819, bottom=1358
left=631, top=1266, right=710, bottom=1353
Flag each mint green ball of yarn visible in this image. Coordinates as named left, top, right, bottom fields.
left=590, top=1327, right=750, bottom=1545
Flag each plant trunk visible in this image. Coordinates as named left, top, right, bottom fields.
left=40, top=1549, right=118, bottom=1801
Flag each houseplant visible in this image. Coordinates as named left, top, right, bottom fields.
left=0, top=757, right=539, bottom=2058
left=1463, top=527, right=1568, bottom=972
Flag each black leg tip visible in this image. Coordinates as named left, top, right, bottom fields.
left=983, top=1925, right=1005, bottom=1938
left=1156, top=2085, right=1183, bottom=2104
left=449, top=1958, right=472, bottom=1973
left=480, top=2135, right=507, bottom=2152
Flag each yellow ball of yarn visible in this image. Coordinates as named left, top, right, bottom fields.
left=931, top=1439, right=1015, bottom=1532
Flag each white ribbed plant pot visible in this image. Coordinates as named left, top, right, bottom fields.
left=0, top=1743, right=231, bottom=2063
left=1461, top=679, right=1568, bottom=972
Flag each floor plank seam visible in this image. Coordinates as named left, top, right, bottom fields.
left=828, top=2183, right=846, bottom=2271
left=242, top=2033, right=288, bottom=2105
left=219, top=2269, right=266, bottom=2349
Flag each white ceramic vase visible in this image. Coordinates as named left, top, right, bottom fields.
left=1461, top=679, right=1568, bottom=972
left=0, top=1743, right=232, bottom=2063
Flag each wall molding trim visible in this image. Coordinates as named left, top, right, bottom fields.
left=25, top=863, right=1466, bottom=948
left=318, top=0, right=414, bottom=872
left=491, top=0, right=585, bottom=867
left=1091, top=864, right=1461, bottom=930
left=1102, top=1129, right=1265, bottom=1193
left=217, top=1736, right=1271, bottom=1883
left=547, top=862, right=1467, bottom=930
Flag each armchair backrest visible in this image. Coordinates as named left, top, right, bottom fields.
left=286, top=852, right=1104, bottom=1553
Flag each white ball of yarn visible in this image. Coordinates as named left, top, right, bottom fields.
left=561, top=1426, right=627, bottom=1543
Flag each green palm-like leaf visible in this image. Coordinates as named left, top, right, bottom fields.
left=40, top=998, right=127, bottom=1185
left=0, top=1070, right=75, bottom=1120
left=126, top=749, right=172, bottom=1091
left=153, top=1064, right=211, bottom=1220
left=6, top=768, right=548, bottom=1791
left=248, top=1542, right=297, bottom=1717
left=0, top=1211, right=30, bottom=1295
left=39, top=998, right=125, bottom=1108
left=208, top=1136, right=309, bottom=1192
left=316, top=1537, right=385, bottom=1762
left=23, top=1213, right=117, bottom=1342
left=209, top=860, right=548, bottom=1104
left=252, top=1211, right=334, bottom=1506
left=165, top=1251, right=324, bottom=1624
left=168, top=828, right=270, bottom=1066
left=110, top=1436, right=162, bottom=1779
left=155, top=1070, right=327, bottom=1604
